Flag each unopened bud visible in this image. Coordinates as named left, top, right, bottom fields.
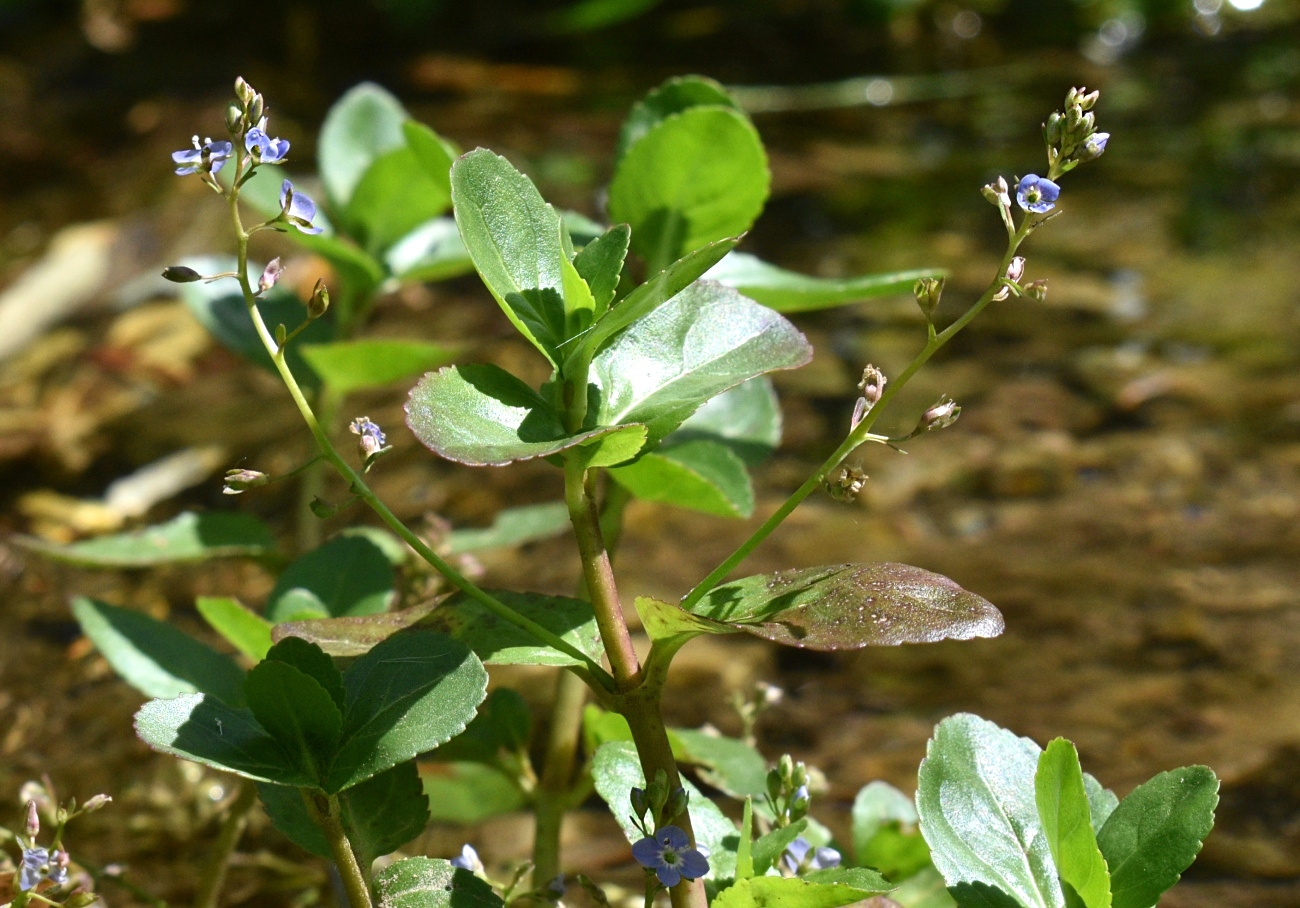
left=920, top=396, right=961, bottom=432
left=81, top=794, right=112, bottom=813
left=25, top=800, right=39, bottom=837
left=789, top=784, right=811, bottom=819
left=857, top=364, right=886, bottom=404
left=349, top=417, right=387, bottom=460
left=225, top=102, right=244, bottom=136
left=1078, top=88, right=1099, bottom=111
left=1005, top=256, right=1026, bottom=283
left=791, top=761, right=808, bottom=789
left=309, top=496, right=336, bottom=519
left=223, top=468, right=270, bottom=495
left=1078, top=132, right=1109, bottom=162
left=234, top=76, right=255, bottom=105
left=913, top=276, right=944, bottom=319
left=757, top=681, right=784, bottom=706
left=778, top=753, right=795, bottom=784
left=1043, top=112, right=1063, bottom=147
left=663, top=787, right=689, bottom=823
left=247, top=94, right=264, bottom=127
left=275, top=323, right=288, bottom=347
left=162, top=265, right=203, bottom=283
left=981, top=175, right=1010, bottom=206
left=307, top=279, right=330, bottom=319
left=1023, top=279, right=1048, bottom=302
left=258, top=257, right=283, bottom=294
left=631, top=787, right=649, bottom=820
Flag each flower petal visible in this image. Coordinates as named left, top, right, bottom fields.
left=631, top=836, right=663, bottom=869
left=656, top=865, right=682, bottom=888
left=678, top=850, right=710, bottom=880
left=656, top=825, right=690, bottom=850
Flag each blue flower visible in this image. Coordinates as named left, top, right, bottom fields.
left=19, top=846, right=48, bottom=891
left=631, top=825, right=709, bottom=888
left=279, top=180, right=324, bottom=235
left=172, top=137, right=233, bottom=176
left=246, top=126, right=290, bottom=164
left=781, top=837, right=841, bottom=875
left=450, top=843, right=484, bottom=874
left=1016, top=175, right=1060, bottom=214
left=1080, top=132, right=1110, bottom=161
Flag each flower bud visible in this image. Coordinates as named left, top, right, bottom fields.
left=162, top=265, right=203, bottom=283
left=1078, top=88, right=1099, bottom=111
left=791, top=761, right=808, bottom=789
left=631, top=787, right=649, bottom=821
left=223, top=468, right=270, bottom=495
left=920, top=396, right=961, bottom=432
left=1043, top=112, right=1063, bottom=147
left=663, top=787, right=690, bottom=823
left=309, top=496, right=336, bottom=519
left=913, top=276, right=944, bottom=319
left=246, top=93, right=264, bottom=127
left=1023, top=279, right=1048, bottom=302
left=81, top=794, right=112, bottom=814
left=789, top=784, right=811, bottom=819
left=25, top=800, right=39, bottom=837
left=258, top=257, right=283, bottom=295
left=307, top=278, right=330, bottom=320
left=1005, top=256, right=1026, bottom=283
left=1078, top=132, right=1110, bottom=162
left=234, top=76, right=256, bottom=106
left=225, top=102, right=244, bottom=136
left=766, top=768, right=784, bottom=803
left=349, top=417, right=387, bottom=460
left=275, top=323, right=288, bottom=347
left=778, top=753, right=795, bottom=785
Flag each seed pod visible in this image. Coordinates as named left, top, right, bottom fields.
left=162, top=265, right=203, bottom=283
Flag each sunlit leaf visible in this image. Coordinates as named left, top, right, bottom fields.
left=402, top=120, right=457, bottom=200
left=705, top=252, right=944, bottom=313
left=301, top=339, right=458, bottom=394
left=616, top=75, right=743, bottom=163
left=374, top=857, right=504, bottom=908
left=22, top=511, right=276, bottom=567
left=573, top=223, right=631, bottom=315
left=690, top=564, right=1004, bottom=650
left=444, top=502, right=571, bottom=555
left=385, top=217, right=475, bottom=283
left=675, top=728, right=767, bottom=800
left=609, top=439, right=754, bottom=518
left=669, top=376, right=780, bottom=466
left=346, top=146, right=457, bottom=254
left=1036, top=739, right=1111, bottom=908
left=319, top=82, right=409, bottom=208
left=196, top=596, right=273, bottom=661
left=710, top=875, right=891, bottom=908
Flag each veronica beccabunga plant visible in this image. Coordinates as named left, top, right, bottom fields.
left=39, top=74, right=1217, bottom=908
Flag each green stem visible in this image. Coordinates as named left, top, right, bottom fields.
left=304, top=792, right=372, bottom=908
left=532, top=668, right=588, bottom=885
left=192, top=780, right=257, bottom=908
left=681, top=218, right=1033, bottom=610
left=295, top=386, right=341, bottom=553
left=226, top=180, right=614, bottom=691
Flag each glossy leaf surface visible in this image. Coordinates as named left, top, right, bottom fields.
left=609, top=438, right=754, bottom=518
left=590, top=280, right=811, bottom=447
left=23, top=510, right=275, bottom=567
left=196, top=597, right=273, bottom=661
left=1096, top=766, right=1217, bottom=908
left=374, top=857, right=504, bottom=908
left=301, top=339, right=458, bottom=394
left=407, top=363, right=642, bottom=466
left=917, top=714, right=1063, bottom=908
left=266, top=535, right=396, bottom=623
left=1037, top=740, right=1111, bottom=908
left=691, top=564, right=1004, bottom=650
left=705, top=252, right=943, bottom=313
left=73, top=597, right=246, bottom=706
left=573, top=223, right=631, bottom=315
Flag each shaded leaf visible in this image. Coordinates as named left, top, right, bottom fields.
left=244, top=660, right=343, bottom=784
left=263, top=636, right=347, bottom=712
left=385, top=217, right=475, bottom=283
left=346, top=146, right=454, bottom=253
left=420, top=762, right=529, bottom=825
left=418, top=590, right=604, bottom=667
left=1036, top=740, right=1111, bottom=908
left=22, top=511, right=275, bottom=567
left=266, top=535, right=396, bottom=623
left=609, top=107, right=769, bottom=265
left=1084, top=776, right=1120, bottom=835
left=374, top=857, right=504, bottom=908
left=1096, top=767, right=1217, bottom=908
left=705, top=252, right=943, bottom=313
left=675, top=728, right=768, bottom=800
left=590, top=280, right=811, bottom=448
left=328, top=630, right=487, bottom=792
left=72, top=597, right=246, bottom=706
left=609, top=439, right=754, bottom=518
left=134, top=693, right=312, bottom=787
left=947, top=882, right=1026, bottom=908
left=691, top=564, right=1004, bottom=650
left=752, top=819, right=807, bottom=876
left=592, top=741, right=738, bottom=880
left=852, top=781, right=930, bottom=882
left=916, top=714, right=1063, bottom=908
left=430, top=688, right=531, bottom=764
left=669, top=376, right=780, bottom=466
left=259, top=762, right=430, bottom=865
left=892, top=867, right=959, bottom=908
left=617, top=75, right=742, bottom=163
left=406, top=363, right=641, bottom=466
left=633, top=596, right=732, bottom=647
left=402, top=120, right=457, bottom=199
left=319, top=82, right=408, bottom=208
left=301, top=338, right=459, bottom=394
left=196, top=596, right=273, bottom=661
left=444, top=502, right=570, bottom=555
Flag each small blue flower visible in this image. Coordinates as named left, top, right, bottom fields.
left=1080, top=132, right=1110, bottom=161
left=450, top=843, right=483, bottom=873
left=349, top=416, right=386, bottom=458
left=279, top=180, right=324, bottom=235
left=781, top=837, right=841, bottom=875
left=631, top=825, right=709, bottom=888
left=1016, top=174, right=1060, bottom=214
left=19, top=846, right=49, bottom=891
left=246, top=126, right=290, bottom=164
left=172, top=136, right=233, bottom=176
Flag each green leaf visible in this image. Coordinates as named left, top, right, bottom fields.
left=916, top=714, right=1062, bottom=908
left=179, top=256, right=333, bottom=391
left=406, top=363, right=642, bottom=466
left=431, top=688, right=531, bottom=764
left=1084, top=776, right=1120, bottom=835
left=266, top=535, right=396, bottom=623
left=674, top=728, right=768, bottom=800
left=244, top=660, right=343, bottom=784
left=301, top=339, right=458, bottom=394
left=385, top=217, right=476, bottom=283
left=402, top=120, right=457, bottom=200
left=691, top=564, right=1004, bottom=650
left=609, top=106, right=769, bottom=265
left=752, top=819, right=807, bottom=876
left=705, top=252, right=944, bottom=313
left=892, top=867, right=959, bottom=908
left=1037, top=740, right=1111, bottom=908
left=590, top=280, right=811, bottom=448
left=633, top=596, right=732, bottom=647
left=564, top=236, right=738, bottom=375
left=609, top=438, right=754, bottom=518
left=450, top=149, right=569, bottom=365
left=592, top=741, right=738, bottom=880
left=134, top=693, right=313, bottom=786
left=327, top=630, right=487, bottom=792
left=259, top=761, right=430, bottom=865
left=23, top=511, right=275, bottom=567
left=852, top=781, right=930, bottom=882
left=347, top=146, right=455, bottom=254
left=421, top=762, right=529, bottom=824
left=550, top=0, right=664, bottom=34
left=573, top=223, right=631, bottom=315
left=73, top=597, right=247, bottom=706
left=264, top=637, right=347, bottom=711
left=617, top=75, right=742, bottom=164
left=319, top=82, right=409, bottom=208
left=196, top=596, right=273, bottom=661
left=710, top=876, right=889, bottom=908
left=669, top=376, right=780, bottom=466
left=804, top=868, right=896, bottom=891
left=444, top=502, right=570, bottom=555
left=1096, top=766, right=1218, bottom=908
left=374, top=857, right=504, bottom=908
left=419, top=590, right=604, bottom=667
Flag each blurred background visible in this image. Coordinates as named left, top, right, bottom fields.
left=1, top=0, right=1299, bottom=905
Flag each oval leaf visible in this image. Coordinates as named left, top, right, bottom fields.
left=1036, top=739, right=1112, bottom=908
left=267, top=535, right=396, bottom=624
left=319, top=82, right=409, bottom=207
left=444, top=502, right=570, bottom=555
left=385, top=217, right=475, bottom=283
left=244, top=660, right=343, bottom=784
left=609, top=439, right=754, bottom=518
left=23, top=511, right=275, bottom=567
left=712, top=875, right=891, bottom=908
left=616, top=75, right=743, bottom=163
left=375, top=857, right=503, bottom=908
left=690, top=563, right=1004, bottom=650
left=704, top=252, right=945, bottom=313
left=301, top=339, right=458, bottom=394
left=196, top=596, right=273, bottom=661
